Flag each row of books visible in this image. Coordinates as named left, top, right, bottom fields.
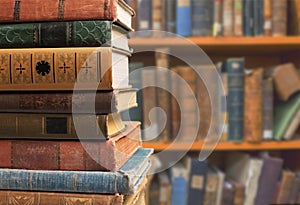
left=126, top=0, right=300, bottom=37
left=127, top=55, right=300, bottom=142
left=149, top=152, right=300, bottom=205
left=0, top=0, right=153, bottom=204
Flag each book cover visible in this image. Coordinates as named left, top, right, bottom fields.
left=223, top=0, right=234, bottom=36
left=272, top=0, right=287, bottom=36
left=191, top=0, right=213, bottom=36
left=0, top=47, right=131, bottom=90
left=263, top=0, right=272, bottom=35
left=213, top=0, right=223, bottom=36
left=166, top=0, right=177, bottom=34
left=203, top=165, right=220, bottom=205
left=230, top=179, right=245, bottom=205
left=221, top=180, right=235, bottom=205
left=233, top=0, right=243, bottom=36
left=152, top=0, right=163, bottom=31
left=288, top=0, right=300, bottom=35
left=262, top=78, right=274, bottom=140
left=170, top=163, right=189, bottom=205
left=137, top=0, right=152, bottom=35
left=176, top=0, right=191, bottom=36
left=276, top=170, right=296, bottom=203
left=253, top=0, right=264, bottom=36
left=158, top=172, right=172, bottom=205
left=0, top=148, right=153, bottom=194
left=243, top=0, right=254, bottom=36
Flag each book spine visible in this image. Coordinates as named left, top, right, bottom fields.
left=0, top=190, right=124, bottom=205
left=171, top=175, right=188, bottom=205
left=137, top=0, right=152, bottom=35
left=226, top=58, right=245, bottom=141
left=221, top=181, right=235, bottom=205
left=0, top=0, right=118, bottom=22
left=176, top=0, right=192, bottom=36
left=233, top=0, right=243, bottom=36
left=272, top=0, right=287, bottom=36
left=253, top=0, right=264, bottom=36
left=213, top=0, right=223, bottom=37
left=233, top=183, right=245, bottom=205
left=220, top=63, right=229, bottom=141
left=203, top=174, right=218, bottom=205
left=152, top=0, right=163, bottom=31
left=243, top=0, right=254, bottom=36
left=244, top=68, right=263, bottom=143
left=0, top=21, right=113, bottom=48
left=262, top=78, right=273, bottom=140
left=191, top=0, right=213, bottom=36
left=276, top=171, right=296, bottom=203
left=263, top=0, right=272, bottom=35
left=223, top=0, right=234, bottom=36
left=166, top=0, right=177, bottom=34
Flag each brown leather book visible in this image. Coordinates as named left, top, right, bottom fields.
left=0, top=47, right=131, bottom=91
left=0, top=112, right=126, bottom=139
left=233, top=0, right=243, bottom=36
left=0, top=0, right=135, bottom=30
left=272, top=0, right=287, bottom=36
left=222, top=0, right=234, bottom=36
left=276, top=170, right=296, bottom=203
left=0, top=121, right=141, bottom=171
left=288, top=0, right=300, bottom=35
left=229, top=179, right=245, bottom=205
left=203, top=166, right=221, bottom=205
left=244, top=68, right=263, bottom=142
left=264, top=0, right=272, bottom=35
left=152, top=0, right=163, bottom=32
left=264, top=63, right=300, bottom=101
left=221, top=180, right=235, bottom=205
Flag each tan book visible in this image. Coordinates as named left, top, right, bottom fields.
left=233, top=0, right=243, bottom=36
left=223, top=0, right=234, bottom=36
left=0, top=47, right=131, bottom=91
left=244, top=68, right=263, bottom=142
left=203, top=165, right=220, bottom=205
left=272, top=0, right=287, bottom=36
left=264, top=0, right=273, bottom=35
left=276, top=170, right=296, bottom=203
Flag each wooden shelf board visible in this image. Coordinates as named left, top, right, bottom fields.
left=143, top=140, right=300, bottom=151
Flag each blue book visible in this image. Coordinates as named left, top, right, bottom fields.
left=176, top=0, right=191, bottom=36
left=191, top=0, right=213, bottom=36
left=170, top=163, right=188, bottom=205
left=243, top=0, right=254, bottom=36
left=0, top=148, right=153, bottom=194
left=137, top=0, right=152, bottom=36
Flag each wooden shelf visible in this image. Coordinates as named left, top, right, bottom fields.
left=143, top=140, right=300, bottom=151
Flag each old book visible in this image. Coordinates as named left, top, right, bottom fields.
left=244, top=68, right=263, bottom=142
left=0, top=113, right=126, bottom=139
left=213, top=0, right=223, bottom=36
left=264, top=0, right=272, bottom=35
left=0, top=21, right=129, bottom=50
left=255, top=153, right=283, bottom=205
left=290, top=173, right=300, bottom=203
left=276, top=170, right=296, bottom=203
left=262, top=78, right=274, bottom=140
left=152, top=0, right=163, bottom=31
left=216, top=167, right=225, bottom=205
left=203, top=165, right=221, bottom=205
left=233, top=0, right=243, bottom=36
left=0, top=89, right=137, bottom=114
left=219, top=62, right=228, bottom=141
left=0, top=148, right=152, bottom=194
left=148, top=175, right=159, bottom=205
left=0, top=121, right=141, bottom=171
left=137, top=0, right=152, bottom=35
left=253, top=0, right=264, bottom=36
left=264, top=63, right=300, bottom=101
left=176, top=0, right=192, bottom=36
left=272, top=0, right=287, bottom=36
left=283, top=107, right=300, bottom=140
left=166, top=0, right=177, bottom=34
left=125, top=0, right=138, bottom=30
left=288, top=0, right=300, bottom=35
left=0, top=47, right=131, bottom=90
left=274, top=92, right=300, bottom=140
left=191, top=0, right=214, bottom=36
left=225, top=58, right=245, bottom=142
left=226, top=152, right=263, bottom=205
left=158, top=172, right=172, bottom=205
left=229, top=179, right=245, bottom=205
left=170, top=67, right=180, bottom=139
left=223, top=0, right=234, bottom=36
left=243, top=0, right=254, bottom=36
left=185, top=157, right=207, bottom=205
left=170, top=163, right=189, bottom=205
left=0, top=0, right=135, bottom=30
left=221, top=180, right=235, bottom=205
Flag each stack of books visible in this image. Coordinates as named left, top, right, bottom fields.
left=0, top=0, right=152, bottom=204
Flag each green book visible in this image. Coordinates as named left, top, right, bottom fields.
left=274, top=92, right=300, bottom=140
left=0, top=21, right=129, bottom=50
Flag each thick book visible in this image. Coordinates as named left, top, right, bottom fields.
left=0, top=21, right=129, bottom=50
left=176, top=0, right=192, bottom=36
left=0, top=148, right=153, bottom=194
left=272, top=0, right=287, bottom=36
left=0, top=0, right=135, bottom=30
left=225, top=58, right=245, bottom=141
left=244, top=68, right=263, bottom=142
left=0, top=89, right=137, bottom=114
left=276, top=170, right=296, bottom=203
left=264, top=0, right=272, bottom=35
left=255, top=153, right=283, bottom=205
left=191, top=0, right=213, bottom=36
left=0, top=47, right=131, bottom=91
left=262, top=78, right=274, bottom=140
left=223, top=0, right=234, bottom=36
left=0, top=112, right=127, bottom=139
left=0, top=121, right=141, bottom=171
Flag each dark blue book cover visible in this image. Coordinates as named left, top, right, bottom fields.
left=191, top=0, right=214, bottom=36
left=253, top=0, right=264, bottom=36
left=166, top=0, right=177, bottom=34
left=0, top=148, right=153, bottom=194
left=176, top=0, right=192, bottom=36
left=137, top=0, right=152, bottom=36
left=226, top=58, right=245, bottom=141
left=170, top=163, right=188, bottom=205
left=243, top=0, right=254, bottom=36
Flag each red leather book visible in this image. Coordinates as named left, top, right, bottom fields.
left=0, top=121, right=141, bottom=172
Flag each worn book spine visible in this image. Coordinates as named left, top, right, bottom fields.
left=221, top=180, right=235, bottom=205
left=203, top=169, right=219, bottom=205
left=152, top=0, right=163, bottom=31
left=137, top=0, right=152, bottom=34
left=0, top=122, right=141, bottom=171
left=262, top=78, right=274, bottom=140
left=226, top=58, right=245, bottom=142
left=253, top=0, right=264, bottom=36
left=276, top=170, right=296, bottom=203
left=0, top=47, right=129, bottom=90
left=0, top=21, right=118, bottom=48
left=0, top=113, right=126, bottom=139
left=223, top=0, right=234, bottom=36
left=213, top=0, right=223, bottom=36
left=176, top=0, right=192, bottom=36
left=244, top=68, right=263, bottom=142
left=233, top=0, right=243, bottom=36
left=272, top=0, right=287, bottom=36
left=166, top=0, right=177, bottom=34
left=191, top=0, right=213, bottom=36
left=171, top=164, right=189, bottom=205
left=0, top=148, right=152, bottom=194
left=231, top=180, right=245, bottom=205
left=243, top=0, right=254, bottom=36
left=264, top=0, right=272, bottom=35
left=0, top=190, right=124, bottom=205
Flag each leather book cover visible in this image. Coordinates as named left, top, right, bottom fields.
left=0, top=0, right=135, bottom=30
left=213, top=0, right=223, bottom=37
left=230, top=179, right=245, bottom=205
left=0, top=122, right=141, bottom=171
left=137, top=0, right=152, bottom=35
left=288, top=0, right=300, bottom=35
left=233, top=0, right=243, bottom=36
left=0, top=89, right=137, bottom=114
left=152, top=0, right=163, bottom=31
left=253, top=0, right=264, bottom=36
left=264, top=0, right=273, bottom=35
left=244, top=68, right=263, bottom=143
left=166, top=0, right=176, bottom=34
left=243, top=0, right=254, bottom=36
left=276, top=170, right=296, bottom=203
left=191, top=0, right=214, bottom=36
left=255, top=153, right=283, bottom=205
left=262, top=78, right=274, bottom=140
left=272, top=0, right=287, bottom=36
left=203, top=166, right=220, bottom=205
left=222, top=0, right=234, bottom=36
left=0, top=113, right=126, bottom=139
left=0, top=191, right=124, bottom=205
left=221, top=180, right=235, bottom=205
left=0, top=47, right=131, bottom=91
